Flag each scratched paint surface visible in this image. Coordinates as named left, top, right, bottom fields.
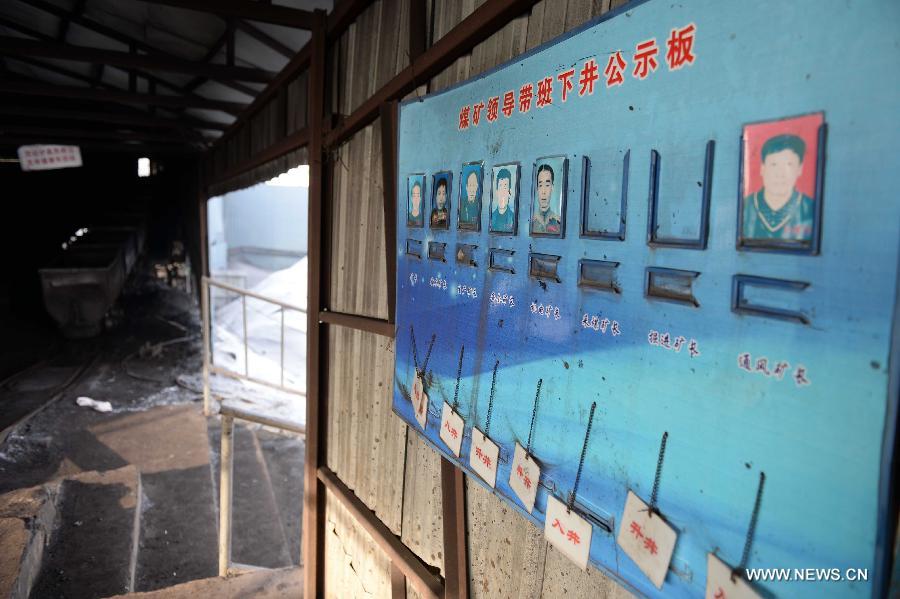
left=392, top=1, right=900, bottom=597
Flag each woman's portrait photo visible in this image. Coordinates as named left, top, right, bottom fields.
left=738, top=112, right=824, bottom=253
left=530, top=156, right=567, bottom=237
left=407, top=174, right=426, bottom=228
left=458, top=162, right=483, bottom=231
left=430, top=172, right=452, bottom=229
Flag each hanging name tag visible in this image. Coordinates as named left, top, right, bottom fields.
left=705, top=553, right=762, bottom=599
left=616, top=490, right=678, bottom=589
left=544, top=495, right=592, bottom=570
left=411, top=373, right=429, bottom=429
left=468, top=427, right=499, bottom=487
left=509, top=442, right=540, bottom=512
left=439, top=402, right=464, bottom=457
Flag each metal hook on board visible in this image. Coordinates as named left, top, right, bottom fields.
left=451, top=344, right=464, bottom=412
left=648, top=431, right=669, bottom=517
left=731, top=471, right=766, bottom=582
left=567, top=401, right=597, bottom=514
left=483, top=359, right=499, bottom=436
left=525, top=378, right=542, bottom=459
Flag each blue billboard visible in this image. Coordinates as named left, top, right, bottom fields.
left=392, top=1, right=900, bottom=596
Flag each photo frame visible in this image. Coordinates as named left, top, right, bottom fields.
left=489, top=162, right=520, bottom=236
left=406, top=174, right=426, bottom=228
left=530, top=155, right=567, bottom=238
left=736, top=112, right=826, bottom=254
left=430, top=172, right=452, bottom=230
left=457, top=161, right=484, bottom=231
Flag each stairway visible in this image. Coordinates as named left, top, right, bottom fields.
left=0, top=404, right=304, bottom=599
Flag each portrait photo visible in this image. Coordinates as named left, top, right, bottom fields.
left=407, top=174, right=425, bottom=228
left=458, top=162, right=483, bottom=231
left=530, top=156, right=567, bottom=237
left=489, top=163, right=519, bottom=235
left=738, top=112, right=825, bottom=253
left=430, top=172, right=452, bottom=229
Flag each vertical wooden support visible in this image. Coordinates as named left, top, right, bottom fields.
left=379, top=101, right=398, bottom=324
left=441, top=457, right=468, bottom=599
left=303, top=10, right=328, bottom=599
left=391, top=562, right=408, bottom=599
left=409, top=0, right=427, bottom=62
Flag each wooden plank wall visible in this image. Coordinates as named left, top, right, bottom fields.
left=205, top=71, right=310, bottom=197
left=323, top=1, right=637, bottom=597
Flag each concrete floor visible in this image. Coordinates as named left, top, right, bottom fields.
left=0, top=262, right=305, bottom=598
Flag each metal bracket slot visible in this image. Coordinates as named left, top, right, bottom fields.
left=578, top=259, right=620, bottom=293
left=732, top=275, right=810, bottom=324
left=428, top=241, right=446, bottom=262
left=455, top=243, right=478, bottom=267
left=406, top=238, right=422, bottom=259
left=529, top=253, right=561, bottom=283
left=646, top=267, right=700, bottom=306
left=488, top=248, right=515, bottom=274
left=647, top=140, right=714, bottom=249
left=581, top=151, right=628, bottom=240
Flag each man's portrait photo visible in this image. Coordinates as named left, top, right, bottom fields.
left=738, top=112, right=824, bottom=252
left=458, top=162, right=483, bottom=231
left=530, top=156, right=567, bottom=237
left=430, top=172, right=452, bottom=229
left=407, top=174, right=425, bottom=228
left=489, top=163, right=519, bottom=235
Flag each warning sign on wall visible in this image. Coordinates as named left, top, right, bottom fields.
left=17, top=145, right=83, bottom=171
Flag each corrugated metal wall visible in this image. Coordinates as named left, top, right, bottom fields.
left=322, top=1, right=637, bottom=597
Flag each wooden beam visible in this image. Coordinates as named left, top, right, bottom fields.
left=56, top=0, right=86, bottom=42
left=325, top=0, right=541, bottom=149
left=303, top=11, right=326, bottom=599
left=212, top=0, right=374, bottom=149
left=0, top=105, right=224, bottom=133
left=318, top=311, right=395, bottom=338
left=409, top=0, right=427, bottom=61
left=0, top=80, right=247, bottom=112
left=0, top=16, right=243, bottom=101
left=0, top=124, right=201, bottom=144
left=380, top=101, right=399, bottom=324
left=0, top=36, right=274, bottom=83
left=16, top=0, right=258, bottom=95
left=318, top=467, right=444, bottom=599
left=138, top=0, right=315, bottom=29
left=235, top=19, right=294, bottom=59
left=441, top=459, right=469, bottom=599
left=211, top=127, right=309, bottom=185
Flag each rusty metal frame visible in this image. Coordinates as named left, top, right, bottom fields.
left=206, top=1, right=548, bottom=598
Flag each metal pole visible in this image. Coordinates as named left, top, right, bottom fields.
left=218, top=414, right=234, bottom=577
left=201, top=276, right=212, bottom=416
left=280, top=307, right=285, bottom=388
left=242, top=294, right=249, bottom=377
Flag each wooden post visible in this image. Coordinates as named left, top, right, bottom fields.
left=302, top=10, right=328, bottom=599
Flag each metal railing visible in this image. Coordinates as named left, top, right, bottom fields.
left=218, top=402, right=305, bottom=576
left=201, top=275, right=307, bottom=416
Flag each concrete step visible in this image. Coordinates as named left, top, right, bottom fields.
left=207, top=420, right=293, bottom=569
left=103, top=566, right=303, bottom=599
left=255, top=429, right=305, bottom=566
left=26, top=466, right=141, bottom=599
left=0, top=475, right=60, bottom=599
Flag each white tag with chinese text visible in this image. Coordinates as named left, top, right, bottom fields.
left=439, top=402, right=464, bottom=457
left=544, top=494, right=592, bottom=570
left=411, top=373, right=428, bottom=429
left=509, top=442, right=540, bottom=512
left=468, top=427, right=499, bottom=487
left=705, top=553, right=762, bottom=599
left=616, top=490, right=677, bottom=589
